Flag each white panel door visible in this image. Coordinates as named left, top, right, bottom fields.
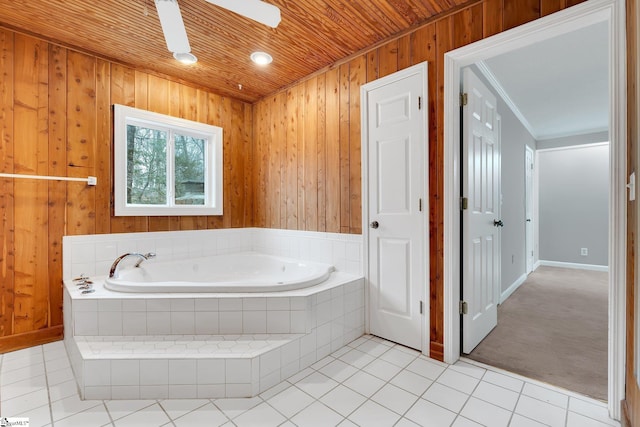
left=365, top=67, right=426, bottom=351
left=525, top=146, right=534, bottom=273
left=462, top=67, right=501, bottom=354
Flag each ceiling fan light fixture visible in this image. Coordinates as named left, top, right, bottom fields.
left=173, top=52, right=198, bottom=64
left=155, top=0, right=191, bottom=53
left=251, top=51, right=273, bottom=65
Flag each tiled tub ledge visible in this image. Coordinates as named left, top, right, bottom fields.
left=63, top=272, right=365, bottom=400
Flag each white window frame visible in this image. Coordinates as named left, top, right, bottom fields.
left=113, top=104, right=223, bottom=216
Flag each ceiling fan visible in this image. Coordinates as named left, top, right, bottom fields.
left=154, top=0, right=281, bottom=62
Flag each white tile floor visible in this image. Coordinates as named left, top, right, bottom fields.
left=0, top=335, right=620, bottom=427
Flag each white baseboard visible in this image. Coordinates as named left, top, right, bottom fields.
left=533, top=260, right=541, bottom=271
left=537, top=260, right=609, bottom=272
left=500, top=273, right=528, bottom=304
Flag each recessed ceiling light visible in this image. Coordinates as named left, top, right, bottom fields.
left=251, top=51, right=273, bottom=65
left=173, top=52, right=198, bottom=65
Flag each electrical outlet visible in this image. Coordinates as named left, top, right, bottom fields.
left=581, top=248, right=588, bottom=256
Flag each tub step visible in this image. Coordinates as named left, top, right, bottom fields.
left=67, top=333, right=313, bottom=400
left=75, top=333, right=304, bottom=359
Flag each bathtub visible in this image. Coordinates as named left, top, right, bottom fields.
left=103, top=252, right=335, bottom=293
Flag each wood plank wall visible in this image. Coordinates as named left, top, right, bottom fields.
left=0, top=29, right=253, bottom=352
left=251, top=0, right=585, bottom=360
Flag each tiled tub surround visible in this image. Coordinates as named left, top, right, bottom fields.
left=62, top=228, right=364, bottom=401
left=63, top=228, right=362, bottom=281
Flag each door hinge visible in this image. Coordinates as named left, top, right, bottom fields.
left=420, top=300, right=424, bottom=314
left=419, top=198, right=423, bottom=212
left=460, top=197, right=468, bottom=210
left=460, top=92, right=468, bottom=106
left=418, top=96, right=422, bottom=110
left=459, top=301, right=468, bottom=315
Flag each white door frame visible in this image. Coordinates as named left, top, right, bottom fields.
left=361, top=61, right=430, bottom=355
left=442, top=0, right=626, bottom=419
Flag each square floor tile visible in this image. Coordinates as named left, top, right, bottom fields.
left=16, top=402, right=51, bottom=427
left=396, top=418, right=421, bottom=427
left=172, top=402, right=229, bottom=427
left=319, top=359, right=358, bottom=383
left=342, top=371, right=385, bottom=398
left=452, top=416, right=484, bottom=427
left=47, top=367, right=75, bottom=386
left=472, top=381, right=519, bottom=411
left=362, top=358, right=403, bottom=382
left=482, top=370, right=524, bottom=393
left=1, top=363, right=45, bottom=386
left=160, top=399, right=210, bottom=420
left=233, top=402, right=286, bottom=427
left=450, top=361, right=486, bottom=379
left=320, top=385, right=367, bottom=417
left=349, top=400, right=401, bottom=427
left=295, top=371, right=339, bottom=399
left=267, top=385, right=315, bottom=418
left=405, top=357, right=446, bottom=380
left=355, top=340, right=391, bottom=357
left=0, top=375, right=47, bottom=402
left=405, top=399, right=456, bottom=426
left=460, top=396, right=511, bottom=427
left=436, top=368, right=480, bottom=394
left=390, top=370, right=433, bottom=396
left=567, top=411, right=616, bottom=427
left=105, top=400, right=157, bottom=421
left=48, top=379, right=79, bottom=403
left=515, top=395, right=567, bottom=427
left=371, top=383, right=419, bottom=415
left=55, top=404, right=111, bottom=427
left=291, top=401, right=344, bottom=427
left=569, top=397, right=617, bottom=426
left=509, top=414, right=548, bottom=427
left=50, top=394, right=103, bottom=422
left=114, top=403, right=172, bottom=427
left=213, top=397, right=262, bottom=419
left=379, top=347, right=418, bottom=368
left=1, top=388, right=49, bottom=416
left=423, top=382, right=469, bottom=413
left=522, top=383, right=569, bottom=409
left=338, top=349, right=375, bottom=369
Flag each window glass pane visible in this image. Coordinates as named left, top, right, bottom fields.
left=126, top=124, right=167, bottom=205
left=174, top=134, right=206, bottom=205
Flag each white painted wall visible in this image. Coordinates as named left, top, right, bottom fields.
left=537, top=143, right=609, bottom=266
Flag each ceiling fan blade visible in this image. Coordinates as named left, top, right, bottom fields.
left=206, top=0, right=281, bottom=28
left=155, top=0, right=191, bottom=53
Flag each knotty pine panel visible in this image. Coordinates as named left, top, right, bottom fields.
left=48, top=46, right=67, bottom=328
left=250, top=0, right=584, bottom=360
left=13, top=34, right=49, bottom=334
left=0, top=30, right=252, bottom=349
left=0, top=29, right=16, bottom=338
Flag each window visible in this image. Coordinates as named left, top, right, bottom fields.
left=113, top=104, right=223, bottom=216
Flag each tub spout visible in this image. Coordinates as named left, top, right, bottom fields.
left=109, top=252, right=156, bottom=278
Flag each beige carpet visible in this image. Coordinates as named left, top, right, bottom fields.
left=466, top=266, right=608, bottom=401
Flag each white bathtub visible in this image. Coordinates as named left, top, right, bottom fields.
left=103, top=252, right=335, bottom=293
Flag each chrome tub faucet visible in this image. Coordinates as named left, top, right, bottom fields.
left=109, top=252, right=156, bottom=278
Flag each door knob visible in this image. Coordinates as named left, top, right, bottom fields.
left=370, top=221, right=379, bottom=229
left=526, top=218, right=532, bottom=222
left=493, top=219, right=504, bottom=227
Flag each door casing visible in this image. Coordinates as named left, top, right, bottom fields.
left=442, top=0, right=626, bottom=419
left=361, top=61, right=430, bottom=354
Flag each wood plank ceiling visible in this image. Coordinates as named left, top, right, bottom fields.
left=0, top=0, right=470, bottom=102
